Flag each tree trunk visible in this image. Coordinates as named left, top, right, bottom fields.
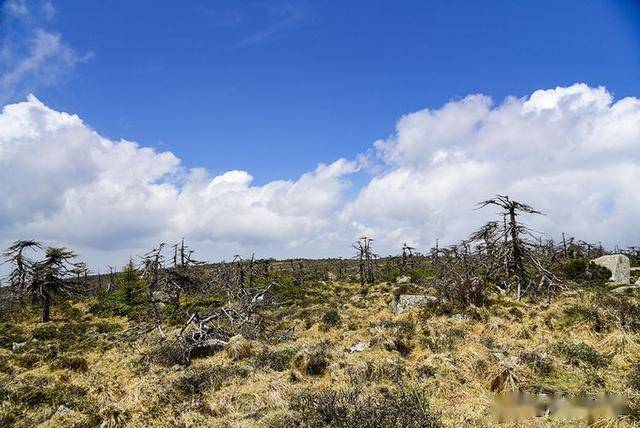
left=41, top=291, right=51, bottom=322
left=509, top=207, right=526, bottom=300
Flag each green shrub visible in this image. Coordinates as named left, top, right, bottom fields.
left=91, top=321, right=122, bottom=334
left=0, top=322, right=27, bottom=349
left=0, top=355, right=13, bottom=374
left=561, top=258, right=611, bottom=284
left=563, top=294, right=640, bottom=333
left=252, top=347, right=297, bottom=372
left=407, top=267, right=438, bottom=284
left=321, top=309, right=341, bottom=331
left=377, top=319, right=416, bottom=337
left=381, top=264, right=401, bottom=283
left=519, top=351, right=554, bottom=376
left=346, top=359, right=408, bottom=384
left=289, top=386, right=441, bottom=427
left=89, top=286, right=149, bottom=319
left=552, top=341, right=610, bottom=368
left=296, top=342, right=332, bottom=376
left=172, top=364, right=250, bottom=396
left=6, top=375, right=92, bottom=410
left=52, top=355, right=88, bottom=372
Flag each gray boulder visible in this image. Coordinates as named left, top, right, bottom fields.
left=592, top=254, right=630, bottom=284
left=389, top=294, right=438, bottom=314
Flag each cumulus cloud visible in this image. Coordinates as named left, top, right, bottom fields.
left=344, top=83, right=640, bottom=251
left=0, top=83, right=638, bottom=270
left=0, top=95, right=358, bottom=267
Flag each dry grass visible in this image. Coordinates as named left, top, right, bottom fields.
left=1, top=282, right=639, bottom=427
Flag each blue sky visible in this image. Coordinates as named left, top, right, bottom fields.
left=5, top=0, right=640, bottom=183
left=1, top=0, right=640, bottom=268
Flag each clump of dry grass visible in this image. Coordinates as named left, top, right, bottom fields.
left=225, top=334, right=254, bottom=361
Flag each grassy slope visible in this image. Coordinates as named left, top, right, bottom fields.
left=1, top=279, right=640, bottom=427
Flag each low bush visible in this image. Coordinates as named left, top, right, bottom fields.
left=321, top=309, right=341, bottom=331
left=561, top=258, right=611, bottom=285
left=0, top=322, right=27, bottom=349
left=289, top=386, right=441, bottom=427
left=252, top=346, right=297, bottom=372
left=346, top=359, right=408, bottom=384
left=377, top=319, right=416, bottom=337
left=563, top=294, right=640, bottom=333
left=519, top=350, right=554, bottom=376
left=294, top=342, right=331, bottom=376
left=173, top=364, right=250, bottom=396
left=52, top=355, right=88, bottom=372
left=89, top=286, right=149, bottom=319
left=552, top=341, right=610, bottom=368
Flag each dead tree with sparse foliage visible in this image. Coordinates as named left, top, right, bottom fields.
left=474, top=195, right=559, bottom=300
left=353, top=237, right=376, bottom=291
left=3, top=241, right=81, bottom=322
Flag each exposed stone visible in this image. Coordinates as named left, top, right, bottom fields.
left=349, top=342, right=370, bottom=353
left=326, top=272, right=337, bottom=281
left=396, top=275, right=411, bottom=284
left=389, top=294, right=439, bottom=314
left=592, top=254, right=630, bottom=284
left=171, top=364, right=186, bottom=371
left=611, top=285, right=640, bottom=294
left=12, top=341, right=27, bottom=352
left=56, top=405, right=72, bottom=416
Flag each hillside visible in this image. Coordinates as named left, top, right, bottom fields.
left=1, top=261, right=640, bottom=427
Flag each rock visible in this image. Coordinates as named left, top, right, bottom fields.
left=592, top=254, right=630, bottom=284
left=389, top=294, right=439, bottom=314
left=56, top=405, right=72, bottom=416
left=171, top=364, right=186, bottom=371
left=326, top=272, right=337, bottom=281
left=12, top=341, right=27, bottom=352
left=396, top=275, right=411, bottom=284
left=611, top=285, right=640, bottom=294
left=349, top=342, right=370, bottom=353
left=151, top=290, right=173, bottom=308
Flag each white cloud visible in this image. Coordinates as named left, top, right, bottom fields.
left=0, top=83, right=638, bottom=270
left=0, top=95, right=357, bottom=268
left=0, top=0, right=88, bottom=102
left=344, top=83, right=640, bottom=251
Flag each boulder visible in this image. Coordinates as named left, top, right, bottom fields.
left=396, top=275, right=411, bottom=284
left=591, top=255, right=630, bottom=284
left=389, top=294, right=438, bottom=314
left=326, top=272, right=337, bottom=281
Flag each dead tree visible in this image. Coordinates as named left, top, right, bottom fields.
left=3, top=241, right=80, bottom=322
left=171, top=280, right=276, bottom=364
left=475, top=195, right=559, bottom=300
left=353, top=237, right=376, bottom=290
left=401, top=243, right=416, bottom=273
